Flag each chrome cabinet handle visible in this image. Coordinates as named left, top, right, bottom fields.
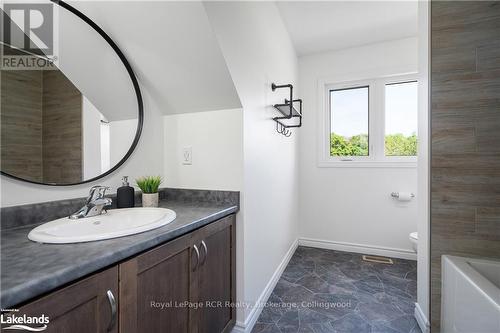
left=200, top=240, right=208, bottom=265
left=106, top=290, right=117, bottom=332
left=192, top=244, right=200, bottom=271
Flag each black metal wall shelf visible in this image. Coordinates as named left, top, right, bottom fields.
left=271, top=83, right=302, bottom=137
left=274, top=101, right=302, bottom=118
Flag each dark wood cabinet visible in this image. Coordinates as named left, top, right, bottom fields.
left=119, top=231, right=197, bottom=333
left=120, top=214, right=236, bottom=333
left=12, top=214, right=236, bottom=333
left=195, top=215, right=236, bottom=333
left=16, top=266, right=118, bottom=333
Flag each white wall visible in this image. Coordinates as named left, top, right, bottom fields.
left=204, top=2, right=299, bottom=330
left=298, top=38, right=418, bottom=257
left=109, top=119, right=138, bottom=167
left=82, top=97, right=103, bottom=180
left=163, top=109, right=243, bottom=191
left=416, top=1, right=430, bottom=331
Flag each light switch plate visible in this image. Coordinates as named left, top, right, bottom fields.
left=182, top=147, right=192, bottom=165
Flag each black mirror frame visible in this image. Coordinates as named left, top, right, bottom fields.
left=0, top=0, right=144, bottom=186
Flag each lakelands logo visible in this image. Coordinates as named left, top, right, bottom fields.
left=0, top=310, right=49, bottom=331
left=0, top=1, right=58, bottom=69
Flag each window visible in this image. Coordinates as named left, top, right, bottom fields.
left=320, top=74, right=418, bottom=167
left=330, top=86, right=369, bottom=157
left=385, top=81, right=418, bottom=156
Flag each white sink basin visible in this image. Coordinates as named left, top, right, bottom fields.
left=28, top=208, right=176, bottom=244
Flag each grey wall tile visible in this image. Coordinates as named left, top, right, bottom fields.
left=431, top=1, right=500, bottom=330
left=477, top=42, right=500, bottom=71
left=432, top=46, right=476, bottom=74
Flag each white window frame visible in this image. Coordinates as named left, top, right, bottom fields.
left=318, top=73, right=418, bottom=168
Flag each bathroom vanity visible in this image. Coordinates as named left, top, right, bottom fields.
left=0, top=189, right=238, bottom=333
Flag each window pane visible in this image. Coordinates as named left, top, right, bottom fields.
left=385, top=81, right=418, bottom=156
left=330, top=86, right=369, bottom=157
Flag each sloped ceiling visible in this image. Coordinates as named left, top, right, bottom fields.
left=67, top=1, right=241, bottom=116
left=277, top=1, right=418, bottom=56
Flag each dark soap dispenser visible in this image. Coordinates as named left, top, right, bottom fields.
left=117, top=176, right=135, bottom=208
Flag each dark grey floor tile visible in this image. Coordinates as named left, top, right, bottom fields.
left=353, top=275, right=385, bottom=294
left=276, top=310, right=300, bottom=333
left=318, top=266, right=352, bottom=285
left=388, top=315, right=419, bottom=333
left=384, top=284, right=415, bottom=301
left=405, top=269, right=417, bottom=281
left=273, top=279, right=299, bottom=298
left=330, top=313, right=372, bottom=333
left=297, top=324, right=315, bottom=333
left=282, top=262, right=312, bottom=283
left=338, top=261, right=378, bottom=280
left=253, top=247, right=418, bottom=333
left=308, top=293, right=357, bottom=320
left=382, top=262, right=416, bottom=279
left=310, top=321, right=336, bottom=333
left=298, top=308, right=333, bottom=325
left=315, top=292, right=358, bottom=309
left=406, top=281, right=417, bottom=297
left=371, top=322, right=402, bottom=333
left=353, top=289, right=383, bottom=304
left=296, top=273, right=330, bottom=294
left=410, top=324, right=423, bottom=333
left=327, top=281, right=358, bottom=296
left=259, top=303, right=287, bottom=324
left=378, top=272, right=412, bottom=292
left=357, top=301, right=405, bottom=322
left=391, top=296, right=416, bottom=315
left=252, top=322, right=281, bottom=333
left=280, top=285, right=315, bottom=304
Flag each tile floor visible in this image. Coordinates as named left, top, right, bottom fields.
left=252, top=246, right=421, bottom=333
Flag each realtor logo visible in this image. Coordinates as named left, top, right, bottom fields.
left=1, top=2, right=53, bottom=55
left=1, top=1, right=58, bottom=69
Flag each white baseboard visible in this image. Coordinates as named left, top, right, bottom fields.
left=298, top=237, right=417, bottom=260
left=231, top=239, right=299, bottom=333
left=414, top=302, right=430, bottom=333
left=230, top=324, right=245, bottom=333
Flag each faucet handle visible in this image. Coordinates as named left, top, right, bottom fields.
left=87, top=186, right=111, bottom=202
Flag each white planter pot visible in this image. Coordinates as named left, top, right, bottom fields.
left=142, top=193, right=159, bottom=207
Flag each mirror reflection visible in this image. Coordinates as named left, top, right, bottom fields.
left=1, top=69, right=137, bottom=184
left=0, top=0, right=140, bottom=185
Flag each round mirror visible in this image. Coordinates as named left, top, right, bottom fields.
left=0, top=0, right=143, bottom=185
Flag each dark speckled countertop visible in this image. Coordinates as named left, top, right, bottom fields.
left=1, top=189, right=238, bottom=308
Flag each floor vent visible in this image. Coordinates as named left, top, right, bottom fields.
left=362, top=255, right=394, bottom=264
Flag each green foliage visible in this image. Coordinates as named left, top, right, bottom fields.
left=385, top=133, right=417, bottom=156
left=136, top=176, right=162, bottom=193
left=330, top=132, right=417, bottom=157
left=330, top=133, right=368, bottom=156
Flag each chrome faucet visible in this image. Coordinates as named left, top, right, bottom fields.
left=69, top=186, right=112, bottom=219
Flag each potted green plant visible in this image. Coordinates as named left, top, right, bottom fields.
left=136, top=176, right=162, bottom=207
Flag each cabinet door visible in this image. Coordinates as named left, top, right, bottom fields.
left=119, top=232, right=198, bottom=333
left=12, top=266, right=118, bottom=333
left=195, top=214, right=236, bottom=333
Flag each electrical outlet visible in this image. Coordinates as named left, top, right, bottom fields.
left=182, top=147, right=192, bottom=165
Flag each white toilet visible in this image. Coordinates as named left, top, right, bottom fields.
left=409, top=232, right=418, bottom=252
